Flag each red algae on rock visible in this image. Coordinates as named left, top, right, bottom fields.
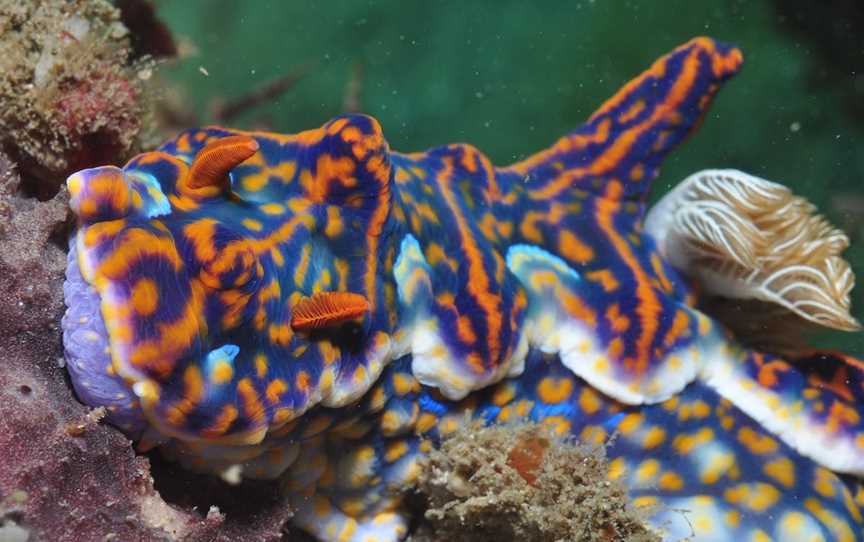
left=412, top=423, right=660, bottom=542
left=0, top=0, right=155, bottom=197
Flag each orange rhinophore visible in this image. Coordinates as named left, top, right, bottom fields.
left=183, top=135, right=259, bottom=195
left=290, top=291, right=371, bottom=331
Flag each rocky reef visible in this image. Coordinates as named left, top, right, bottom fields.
left=0, top=0, right=152, bottom=197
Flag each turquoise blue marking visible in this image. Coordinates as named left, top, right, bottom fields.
left=129, top=171, right=171, bottom=218
left=505, top=243, right=582, bottom=282
left=204, top=344, right=240, bottom=382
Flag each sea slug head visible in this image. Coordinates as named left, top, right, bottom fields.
left=63, top=114, right=399, bottom=449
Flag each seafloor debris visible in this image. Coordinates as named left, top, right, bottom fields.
left=0, top=152, right=293, bottom=541
left=412, top=422, right=660, bottom=542
left=0, top=0, right=155, bottom=197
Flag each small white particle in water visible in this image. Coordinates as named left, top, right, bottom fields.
left=138, top=68, right=152, bottom=81
left=199, top=66, right=210, bottom=76
left=790, top=121, right=801, bottom=132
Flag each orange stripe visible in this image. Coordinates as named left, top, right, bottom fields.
left=589, top=38, right=722, bottom=120
left=617, top=99, right=646, bottom=124
left=825, top=351, right=864, bottom=373
left=363, top=168, right=391, bottom=310
left=753, top=353, right=790, bottom=388
left=590, top=56, right=668, bottom=121
left=128, top=279, right=206, bottom=377
left=208, top=214, right=308, bottom=276
left=439, top=157, right=502, bottom=365
left=237, top=378, right=266, bottom=425
left=809, top=365, right=855, bottom=403
left=479, top=151, right=500, bottom=199
left=201, top=404, right=238, bottom=438
left=826, top=401, right=859, bottom=434
left=606, top=303, right=630, bottom=333
left=98, top=228, right=183, bottom=279
left=266, top=379, right=288, bottom=404
left=293, top=244, right=310, bottom=286
left=595, top=181, right=660, bottom=374
left=526, top=47, right=701, bottom=201
left=508, top=118, right=611, bottom=177
left=650, top=253, right=675, bottom=294
left=164, top=365, right=205, bottom=427
left=558, top=229, right=594, bottom=264
left=134, top=150, right=190, bottom=169
left=559, top=287, right=597, bottom=328
left=663, top=309, right=690, bottom=347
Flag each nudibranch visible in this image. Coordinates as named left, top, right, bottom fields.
left=62, top=37, right=864, bottom=541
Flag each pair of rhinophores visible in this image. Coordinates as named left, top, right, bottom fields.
left=62, top=37, right=864, bottom=541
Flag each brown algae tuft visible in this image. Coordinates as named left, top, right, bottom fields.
left=413, top=422, right=660, bottom=542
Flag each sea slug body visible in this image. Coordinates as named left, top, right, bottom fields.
left=62, top=37, right=864, bottom=541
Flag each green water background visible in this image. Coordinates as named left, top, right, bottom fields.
left=158, top=0, right=864, bottom=355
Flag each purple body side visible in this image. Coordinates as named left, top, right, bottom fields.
left=61, top=240, right=146, bottom=437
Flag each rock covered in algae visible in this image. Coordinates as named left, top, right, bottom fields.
left=0, top=152, right=294, bottom=541
left=411, top=423, right=660, bottom=542
left=0, top=0, right=154, bottom=196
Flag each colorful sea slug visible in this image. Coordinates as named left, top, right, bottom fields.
left=61, top=37, right=864, bottom=541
